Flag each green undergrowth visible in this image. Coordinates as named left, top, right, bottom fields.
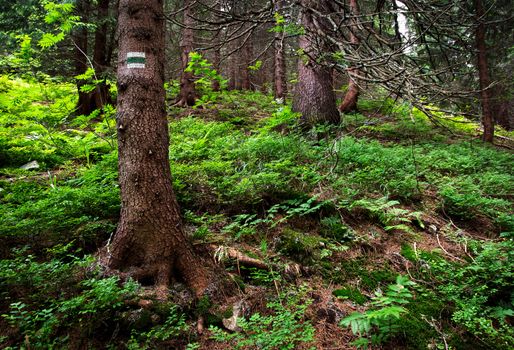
left=1, top=75, right=513, bottom=349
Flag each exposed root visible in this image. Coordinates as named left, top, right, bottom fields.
left=210, top=245, right=269, bottom=270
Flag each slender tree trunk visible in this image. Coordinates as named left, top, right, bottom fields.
left=273, top=0, right=287, bottom=101
left=292, top=1, right=339, bottom=125
left=211, top=1, right=222, bottom=92
left=74, top=0, right=92, bottom=116
left=176, top=0, right=196, bottom=107
left=212, top=31, right=221, bottom=92
left=339, top=0, right=360, bottom=113
left=92, top=0, right=112, bottom=110
left=109, top=0, right=208, bottom=296
left=475, top=0, right=494, bottom=142
left=241, top=37, right=253, bottom=90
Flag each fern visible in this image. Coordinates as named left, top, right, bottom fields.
left=340, top=275, right=415, bottom=348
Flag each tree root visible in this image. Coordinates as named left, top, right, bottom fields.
left=210, top=245, right=269, bottom=270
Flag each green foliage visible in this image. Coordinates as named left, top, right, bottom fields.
left=333, top=286, right=368, bottom=305
left=184, top=52, right=226, bottom=108
left=331, top=135, right=513, bottom=230
left=0, top=153, right=119, bottom=249
left=0, top=74, right=512, bottom=350
left=39, top=1, right=80, bottom=49
left=348, top=196, right=422, bottom=233
left=127, top=306, right=189, bottom=350
left=259, top=105, right=300, bottom=133
left=340, top=275, right=416, bottom=348
left=169, top=117, right=320, bottom=208
left=1, top=249, right=138, bottom=348
left=210, top=288, right=315, bottom=350
left=425, top=238, right=514, bottom=349
left=320, top=216, right=355, bottom=242
left=276, top=228, right=323, bottom=265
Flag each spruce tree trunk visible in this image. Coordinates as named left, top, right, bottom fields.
left=92, top=0, right=112, bottom=110
left=74, top=0, right=113, bottom=116
left=241, top=37, right=253, bottom=90
left=212, top=32, right=221, bottom=92
left=108, top=0, right=208, bottom=296
left=74, top=0, right=92, bottom=116
left=273, top=0, right=287, bottom=101
left=176, top=0, right=196, bottom=107
left=339, top=0, right=360, bottom=113
left=293, top=1, right=339, bottom=125
left=475, top=0, right=494, bottom=142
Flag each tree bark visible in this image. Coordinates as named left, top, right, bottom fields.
left=273, top=0, right=287, bottom=101
left=176, top=0, right=196, bottom=107
left=339, top=0, right=360, bottom=113
left=241, top=37, right=253, bottom=90
left=74, top=0, right=92, bottom=116
left=475, top=0, right=494, bottom=142
left=212, top=31, right=221, bottom=92
left=74, top=0, right=113, bottom=116
left=292, top=1, right=339, bottom=125
left=109, top=0, right=208, bottom=296
left=92, top=0, right=112, bottom=110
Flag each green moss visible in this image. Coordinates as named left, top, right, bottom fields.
left=195, top=295, right=211, bottom=316
left=360, top=269, right=396, bottom=289
left=332, top=287, right=368, bottom=305
left=277, top=228, right=322, bottom=265
left=395, top=291, right=449, bottom=349
left=400, top=243, right=418, bottom=262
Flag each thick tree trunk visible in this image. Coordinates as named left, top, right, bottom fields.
left=475, top=0, right=494, bottom=142
left=273, top=0, right=287, bottom=101
left=339, top=0, right=360, bottom=113
left=109, top=0, right=208, bottom=296
left=176, top=0, right=196, bottom=107
left=292, top=1, right=339, bottom=125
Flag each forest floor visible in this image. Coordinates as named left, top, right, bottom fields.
left=1, top=77, right=513, bottom=349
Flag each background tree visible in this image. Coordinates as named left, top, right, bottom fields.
left=338, top=0, right=360, bottom=113
left=175, top=0, right=197, bottom=107
left=273, top=0, right=287, bottom=100
left=292, top=0, right=339, bottom=126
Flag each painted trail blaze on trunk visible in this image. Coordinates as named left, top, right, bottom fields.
left=108, top=0, right=208, bottom=297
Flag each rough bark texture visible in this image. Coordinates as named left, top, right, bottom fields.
left=292, top=1, right=339, bottom=125
left=273, top=0, right=287, bottom=101
left=339, top=0, right=360, bottom=113
left=176, top=0, right=196, bottom=107
left=475, top=0, right=494, bottom=142
left=109, top=0, right=208, bottom=296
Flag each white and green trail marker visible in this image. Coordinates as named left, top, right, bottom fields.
left=127, top=52, right=146, bottom=69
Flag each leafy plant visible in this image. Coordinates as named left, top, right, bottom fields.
left=348, top=196, right=423, bottom=233
left=340, top=275, right=415, bottom=348
left=127, top=306, right=189, bottom=349
left=210, top=288, right=315, bottom=350
left=425, top=238, right=514, bottom=349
